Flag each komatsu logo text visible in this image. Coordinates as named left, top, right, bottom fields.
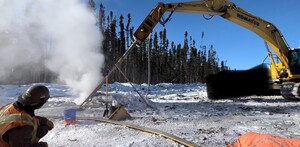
left=237, top=13, right=259, bottom=26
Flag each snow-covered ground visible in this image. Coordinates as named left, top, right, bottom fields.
left=1, top=83, right=300, bottom=147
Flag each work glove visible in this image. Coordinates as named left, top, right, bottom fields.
left=39, top=141, right=48, bottom=147
left=37, top=116, right=54, bottom=130
left=45, top=119, right=54, bottom=130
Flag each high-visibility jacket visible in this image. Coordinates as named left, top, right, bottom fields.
left=0, top=103, right=39, bottom=147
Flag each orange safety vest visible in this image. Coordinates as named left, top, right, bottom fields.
left=0, top=103, right=38, bottom=147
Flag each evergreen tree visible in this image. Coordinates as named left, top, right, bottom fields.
left=88, top=0, right=96, bottom=11
left=125, top=14, right=131, bottom=48
left=188, top=37, right=197, bottom=83
left=99, top=4, right=106, bottom=33
left=181, top=31, right=189, bottom=83
left=199, top=45, right=207, bottom=82
left=175, top=44, right=182, bottom=83
left=115, top=14, right=126, bottom=82
left=119, top=15, right=126, bottom=55
left=207, top=45, right=219, bottom=74
left=152, top=32, right=159, bottom=83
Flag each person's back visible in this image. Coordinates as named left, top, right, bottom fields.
left=0, top=85, right=54, bottom=147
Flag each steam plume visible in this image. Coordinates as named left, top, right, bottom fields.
left=0, top=0, right=104, bottom=104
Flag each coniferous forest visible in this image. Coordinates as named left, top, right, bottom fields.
left=97, top=3, right=228, bottom=84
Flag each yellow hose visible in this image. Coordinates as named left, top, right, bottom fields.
left=77, top=117, right=199, bottom=147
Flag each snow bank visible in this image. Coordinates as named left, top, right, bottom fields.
left=1, top=82, right=300, bottom=146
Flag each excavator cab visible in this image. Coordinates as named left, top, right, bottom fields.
left=289, top=48, right=300, bottom=74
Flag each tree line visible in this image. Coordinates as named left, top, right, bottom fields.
left=97, top=3, right=228, bottom=84
left=2, top=1, right=228, bottom=84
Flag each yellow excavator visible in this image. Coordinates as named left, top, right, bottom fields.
left=79, top=0, right=300, bottom=108
left=133, top=0, right=300, bottom=100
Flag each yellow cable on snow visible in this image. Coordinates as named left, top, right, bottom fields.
left=77, top=117, right=200, bottom=147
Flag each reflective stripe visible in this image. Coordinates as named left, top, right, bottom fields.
left=0, top=114, right=34, bottom=125
left=0, top=103, right=38, bottom=143
left=31, top=118, right=38, bottom=142
left=0, top=104, right=13, bottom=116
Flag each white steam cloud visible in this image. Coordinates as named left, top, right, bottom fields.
left=0, top=0, right=104, bottom=104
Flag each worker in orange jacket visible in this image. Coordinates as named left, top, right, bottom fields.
left=0, top=85, right=54, bottom=147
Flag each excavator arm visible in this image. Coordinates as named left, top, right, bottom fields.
left=134, top=1, right=225, bottom=42
left=134, top=0, right=292, bottom=80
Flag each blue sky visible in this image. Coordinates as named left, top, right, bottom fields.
left=99, top=0, right=300, bottom=70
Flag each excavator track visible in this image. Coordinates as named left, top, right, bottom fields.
left=280, top=82, right=300, bottom=100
